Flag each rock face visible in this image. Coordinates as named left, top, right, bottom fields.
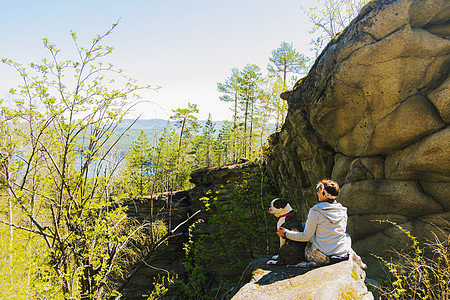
left=232, top=258, right=373, bottom=300
left=121, top=191, right=193, bottom=299
left=267, top=0, right=450, bottom=276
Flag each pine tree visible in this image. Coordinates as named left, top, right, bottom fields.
left=268, top=41, right=307, bottom=89
left=218, top=68, right=240, bottom=161
left=127, top=130, right=153, bottom=197
left=200, top=114, right=216, bottom=167
left=236, top=64, right=264, bottom=159
left=170, top=103, right=199, bottom=157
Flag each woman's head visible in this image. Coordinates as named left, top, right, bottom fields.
left=316, top=179, right=340, bottom=201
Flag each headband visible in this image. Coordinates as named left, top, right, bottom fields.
left=316, top=182, right=337, bottom=200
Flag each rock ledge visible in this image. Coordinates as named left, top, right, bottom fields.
left=232, top=258, right=373, bottom=300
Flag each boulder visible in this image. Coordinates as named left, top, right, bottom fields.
left=420, top=181, right=450, bottom=210
left=232, top=258, right=373, bottom=300
left=266, top=0, right=450, bottom=279
left=385, top=126, right=450, bottom=181
left=121, top=164, right=263, bottom=298
left=353, top=214, right=450, bottom=257
left=331, top=154, right=355, bottom=186
left=369, top=95, right=444, bottom=154
left=338, top=180, right=443, bottom=216
left=428, top=77, right=450, bottom=123
left=189, top=161, right=255, bottom=186
left=121, top=191, right=193, bottom=299
left=347, top=214, right=408, bottom=241
left=352, top=222, right=415, bottom=257
left=345, top=156, right=385, bottom=183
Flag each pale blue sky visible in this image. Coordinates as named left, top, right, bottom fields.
left=1, top=0, right=318, bottom=120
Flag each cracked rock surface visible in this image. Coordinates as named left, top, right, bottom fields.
left=267, top=0, right=450, bottom=278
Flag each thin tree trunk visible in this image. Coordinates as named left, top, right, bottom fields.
left=3, top=153, right=14, bottom=285
left=249, top=102, right=254, bottom=159
left=233, top=92, right=238, bottom=162
left=8, top=185, right=13, bottom=285
left=243, top=100, right=249, bottom=158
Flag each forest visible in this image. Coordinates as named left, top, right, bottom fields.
left=0, top=1, right=371, bottom=299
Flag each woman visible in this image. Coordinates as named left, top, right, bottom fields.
left=277, top=179, right=366, bottom=268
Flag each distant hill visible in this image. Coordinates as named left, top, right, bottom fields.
left=110, top=119, right=230, bottom=154
left=117, top=119, right=227, bottom=132
left=112, top=119, right=274, bottom=153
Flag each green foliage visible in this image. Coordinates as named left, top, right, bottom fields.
left=222, top=64, right=265, bottom=160
left=0, top=226, right=64, bottom=299
left=217, top=42, right=307, bottom=159
left=181, top=164, right=277, bottom=298
left=154, top=125, right=191, bottom=192
left=170, top=102, right=200, bottom=144
left=181, top=219, right=211, bottom=299
left=124, top=130, right=153, bottom=197
left=213, top=122, right=233, bottom=166
left=0, top=23, right=156, bottom=299
left=374, top=221, right=450, bottom=299
left=117, top=106, right=238, bottom=198
left=217, top=68, right=241, bottom=162
left=193, top=114, right=216, bottom=168
left=267, top=41, right=308, bottom=88
left=145, top=273, right=178, bottom=300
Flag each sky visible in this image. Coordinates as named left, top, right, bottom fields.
left=0, top=0, right=318, bottom=121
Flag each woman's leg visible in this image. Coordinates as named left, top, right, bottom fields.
left=345, top=234, right=367, bottom=269
left=305, top=242, right=330, bottom=265
left=350, top=249, right=367, bottom=269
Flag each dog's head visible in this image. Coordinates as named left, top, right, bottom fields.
left=268, top=198, right=291, bottom=217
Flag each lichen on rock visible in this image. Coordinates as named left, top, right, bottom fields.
left=232, top=259, right=373, bottom=300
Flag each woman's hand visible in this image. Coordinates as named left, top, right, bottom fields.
left=277, top=227, right=286, bottom=238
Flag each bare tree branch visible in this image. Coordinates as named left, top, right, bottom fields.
left=0, top=219, right=53, bottom=239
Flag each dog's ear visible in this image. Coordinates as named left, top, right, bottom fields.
left=273, top=198, right=288, bottom=209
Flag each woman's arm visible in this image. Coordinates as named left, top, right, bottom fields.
left=279, top=210, right=318, bottom=242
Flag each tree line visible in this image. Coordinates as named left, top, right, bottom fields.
left=120, top=41, right=308, bottom=199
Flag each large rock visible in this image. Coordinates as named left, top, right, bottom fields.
left=120, top=191, right=193, bottom=299
left=189, top=161, right=255, bottom=186
left=339, top=180, right=443, bottom=216
left=420, top=181, right=450, bottom=210
left=232, top=258, right=373, bottom=300
left=353, top=214, right=450, bottom=257
left=385, top=126, right=450, bottom=181
left=428, top=77, right=450, bottom=123
left=266, top=0, right=450, bottom=279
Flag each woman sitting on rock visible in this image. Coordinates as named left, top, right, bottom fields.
left=277, top=179, right=366, bottom=269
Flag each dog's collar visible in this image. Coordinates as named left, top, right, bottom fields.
left=279, top=211, right=294, bottom=218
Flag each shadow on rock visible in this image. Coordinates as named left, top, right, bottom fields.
left=232, top=257, right=373, bottom=300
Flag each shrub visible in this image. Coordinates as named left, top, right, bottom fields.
left=180, top=164, right=277, bottom=298
left=374, top=221, right=450, bottom=299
